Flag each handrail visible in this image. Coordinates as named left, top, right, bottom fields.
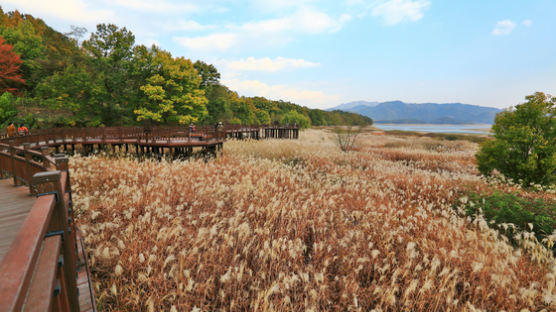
left=0, top=124, right=299, bottom=146
left=0, top=151, right=82, bottom=311
left=0, top=194, right=56, bottom=311
left=0, top=126, right=227, bottom=146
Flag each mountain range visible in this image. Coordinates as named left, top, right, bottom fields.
left=328, top=101, right=502, bottom=124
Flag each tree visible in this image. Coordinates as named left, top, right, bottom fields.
left=0, top=91, right=17, bottom=127
left=193, top=60, right=220, bottom=88
left=83, top=24, right=136, bottom=125
left=335, top=126, right=361, bottom=152
left=0, top=36, right=25, bottom=94
left=0, top=17, right=45, bottom=91
left=255, top=110, right=271, bottom=125
left=280, top=110, right=311, bottom=128
left=476, top=92, right=556, bottom=186
left=64, top=25, right=87, bottom=41
left=230, top=97, right=257, bottom=125
left=134, top=48, right=208, bottom=124
left=35, top=64, right=106, bottom=126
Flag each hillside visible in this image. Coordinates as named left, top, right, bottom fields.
left=330, top=100, right=501, bottom=124
left=0, top=8, right=372, bottom=128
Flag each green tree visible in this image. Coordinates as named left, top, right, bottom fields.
left=202, top=84, right=234, bottom=124
left=281, top=110, right=311, bottom=128
left=193, top=60, right=220, bottom=88
left=134, top=48, right=207, bottom=124
left=0, top=92, right=17, bottom=127
left=35, top=64, right=105, bottom=126
left=228, top=98, right=255, bottom=125
left=476, top=92, right=556, bottom=186
left=82, top=24, right=136, bottom=125
left=255, top=110, right=271, bottom=125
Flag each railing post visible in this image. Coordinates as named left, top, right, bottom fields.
left=40, top=146, right=50, bottom=169
left=32, top=171, right=80, bottom=312
left=9, top=139, right=19, bottom=186
left=54, top=155, right=71, bottom=197
left=23, top=143, right=32, bottom=189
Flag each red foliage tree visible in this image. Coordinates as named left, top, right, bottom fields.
left=0, top=36, right=25, bottom=94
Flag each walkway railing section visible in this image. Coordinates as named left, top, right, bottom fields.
left=0, top=147, right=82, bottom=311
left=225, top=124, right=299, bottom=140
left=0, top=126, right=226, bottom=146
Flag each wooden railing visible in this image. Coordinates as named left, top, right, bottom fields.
left=0, top=144, right=82, bottom=311
left=0, top=124, right=299, bottom=146
left=0, top=126, right=226, bottom=146
left=0, top=124, right=298, bottom=311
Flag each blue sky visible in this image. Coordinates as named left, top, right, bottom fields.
left=2, top=0, right=555, bottom=109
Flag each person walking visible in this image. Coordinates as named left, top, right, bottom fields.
left=18, top=124, right=28, bottom=136
left=6, top=122, right=16, bottom=138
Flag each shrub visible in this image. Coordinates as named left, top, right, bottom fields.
left=334, top=126, right=361, bottom=152
left=462, top=191, right=556, bottom=250
left=476, top=92, right=556, bottom=187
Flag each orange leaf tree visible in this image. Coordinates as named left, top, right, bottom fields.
left=0, top=36, right=25, bottom=94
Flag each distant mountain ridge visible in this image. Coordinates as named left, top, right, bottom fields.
left=328, top=100, right=502, bottom=124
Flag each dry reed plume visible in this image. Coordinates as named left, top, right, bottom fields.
left=70, top=129, right=556, bottom=311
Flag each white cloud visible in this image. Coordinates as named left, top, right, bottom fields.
left=522, top=19, right=533, bottom=26
left=112, top=0, right=198, bottom=13
left=222, top=78, right=340, bottom=108
left=143, top=39, right=160, bottom=47
left=174, top=33, right=238, bottom=51
left=164, top=20, right=213, bottom=31
left=1, top=0, right=114, bottom=24
left=371, top=0, right=431, bottom=25
left=239, top=8, right=347, bottom=35
left=492, top=20, right=516, bottom=36
left=175, top=8, right=348, bottom=51
left=250, top=0, right=318, bottom=11
left=223, top=57, right=320, bottom=72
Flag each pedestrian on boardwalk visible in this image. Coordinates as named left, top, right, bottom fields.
left=6, top=122, right=16, bottom=137
left=18, top=124, right=28, bottom=136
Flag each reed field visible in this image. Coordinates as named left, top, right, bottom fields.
left=70, top=129, right=556, bottom=311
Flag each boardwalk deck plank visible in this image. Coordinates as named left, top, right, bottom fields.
left=0, top=179, right=35, bottom=262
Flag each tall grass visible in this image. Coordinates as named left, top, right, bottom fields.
left=71, top=129, right=555, bottom=311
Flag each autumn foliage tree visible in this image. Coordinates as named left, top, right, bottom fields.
left=0, top=36, right=24, bottom=94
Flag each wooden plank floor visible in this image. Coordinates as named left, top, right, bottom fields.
left=76, top=231, right=95, bottom=312
left=0, top=178, right=35, bottom=262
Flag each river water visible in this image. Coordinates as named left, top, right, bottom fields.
left=375, top=124, right=492, bottom=134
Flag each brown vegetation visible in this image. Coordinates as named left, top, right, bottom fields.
left=71, top=129, right=555, bottom=311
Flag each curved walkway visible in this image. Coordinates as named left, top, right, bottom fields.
left=0, top=124, right=299, bottom=312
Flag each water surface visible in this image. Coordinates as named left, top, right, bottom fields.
left=375, top=124, right=492, bottom=134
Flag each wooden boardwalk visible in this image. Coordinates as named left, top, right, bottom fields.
left=0, top=125, right=298, bottom=311
left=0, top=179, right=35, bottom=262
